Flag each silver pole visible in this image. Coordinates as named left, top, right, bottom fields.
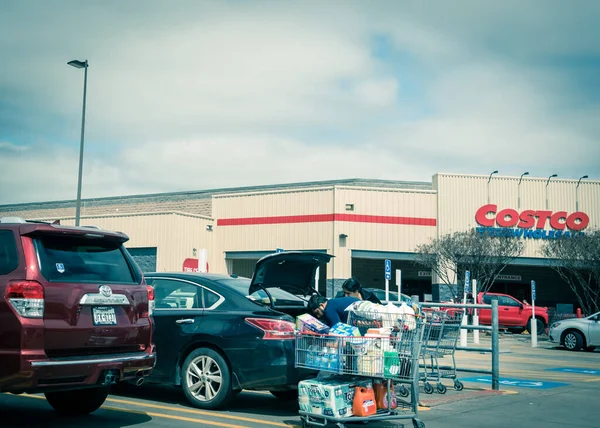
left=491, top=299, right=499, bottom=390
left=74, top=61, right=88, bottom=226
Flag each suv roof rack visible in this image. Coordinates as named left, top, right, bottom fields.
left=0, top=216, right=27, bottom=224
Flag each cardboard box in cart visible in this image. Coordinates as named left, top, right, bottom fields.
left=298, top=377, right=357, bottom=418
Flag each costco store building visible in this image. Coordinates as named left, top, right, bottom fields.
left=2, top=173, right=598, bottom=310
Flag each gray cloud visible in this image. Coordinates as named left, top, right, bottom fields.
left=0, top=0, right=598, bottom=204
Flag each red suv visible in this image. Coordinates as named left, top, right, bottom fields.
left=0, top=217, right=156, bottom=415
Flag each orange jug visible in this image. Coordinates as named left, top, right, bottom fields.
left=353, top=386, right=377, bottom=417
left=374, top=379, right=397, bottom=410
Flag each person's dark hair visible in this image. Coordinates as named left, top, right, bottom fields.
left=342, top=277, right=362, bottom=293
left=307, top=295, right=327, bottom=313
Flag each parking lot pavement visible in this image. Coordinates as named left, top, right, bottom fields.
left=1, top=335, right=597, bottom=428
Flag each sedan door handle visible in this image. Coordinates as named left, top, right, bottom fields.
left=176, top=319, right=195, bottom=325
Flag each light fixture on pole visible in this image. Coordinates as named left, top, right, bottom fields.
left=68, top=59, right=89, bottom=226
left=576, top=175, right=588, bottom=211
left=545, top=174, right=557, bottom=209
left=487, top=170, right=498, bottom=204
left=518, top=172, right=529, bottom=209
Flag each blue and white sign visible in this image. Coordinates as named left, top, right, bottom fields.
left=464, top=270, right=471, bottom=294
left=531, top=280, right=536, bottom=301
left=275, top=248, right=284, bottom=253
left=547, top=368, right=600, bottom=375
left=461, top=376, right=568, bottom=389
left=384, top=259, right=391, bottom=281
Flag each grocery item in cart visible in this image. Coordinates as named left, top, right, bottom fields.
left=374, top=379, right=397, bottom=409
left=352, top=385, right=377, bottom=417
left=298, top=377, right=355, bottom=418
left=297, top=313, right=330, bottom=334
left=328, top=322, right=361, bottom=337
left=345, top=300, right=417, bottom=330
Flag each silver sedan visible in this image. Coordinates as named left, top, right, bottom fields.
left=548, top=311, right=600, bottom=351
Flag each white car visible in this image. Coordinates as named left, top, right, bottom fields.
left=548, top=311, right=600, bottom=351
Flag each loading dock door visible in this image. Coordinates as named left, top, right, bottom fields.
left=128, top=247, right=157, bottom=273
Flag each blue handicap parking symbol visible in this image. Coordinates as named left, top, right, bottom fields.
left=461, top=376, right=568, bottom=389
left=546, top=368, right=600, bottom=376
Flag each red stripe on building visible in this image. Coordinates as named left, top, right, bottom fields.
left=217, top=213, right=436, bottom=226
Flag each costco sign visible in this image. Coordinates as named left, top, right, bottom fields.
left=475, top=204, right=589, bottom=239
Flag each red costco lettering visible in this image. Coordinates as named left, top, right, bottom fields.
left=475, top=204, right=496, bottom=227
left=496, top=208, right=519, bottom=227
left=475, top=205, right=589, bottom=231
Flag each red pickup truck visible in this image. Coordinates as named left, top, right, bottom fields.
left=477, top=292, right=548, bottom=334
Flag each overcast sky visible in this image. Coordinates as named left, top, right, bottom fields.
left=1, top=0, right=599, bottom=205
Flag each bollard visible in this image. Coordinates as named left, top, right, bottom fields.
left=491, top=299, right=499, bottom=391
left=473, top=310, right=480, bottom=344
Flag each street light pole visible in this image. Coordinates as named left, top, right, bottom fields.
left=487, top=170, right=498, bottom=204
left=68, top=59, right=89, bottom=226
left=518, top=171, right=529, bottom=209
left=545, top=174, right=557, bottom=210
left=576, top=175, right=588, bottom=211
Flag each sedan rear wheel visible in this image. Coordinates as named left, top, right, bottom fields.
left=182, top=348, right=233, bottom=410
left=563, top=330, right=584, bottom=351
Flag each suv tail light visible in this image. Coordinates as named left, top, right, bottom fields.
left=245, top=318, right=296, bottom=340
left=141, top=285, right=155, bottom=318
left=5, top=280, right=44, bottom=318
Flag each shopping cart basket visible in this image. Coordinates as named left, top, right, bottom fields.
left=420, top=309, right=464, bottom=394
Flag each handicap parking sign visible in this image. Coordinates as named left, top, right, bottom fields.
left=385, top=259, right=391, bottom=280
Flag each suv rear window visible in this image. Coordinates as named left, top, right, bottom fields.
left=0, top=230, right=19, bottom=275
left=35, top=235, right=137, bottom=283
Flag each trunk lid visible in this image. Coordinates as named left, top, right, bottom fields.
left=22, top=225, right=152, bottom=357
left=248, top=251, right=333, bottom=297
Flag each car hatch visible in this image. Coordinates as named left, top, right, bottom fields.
left=248, top=251, right=333, bottom=297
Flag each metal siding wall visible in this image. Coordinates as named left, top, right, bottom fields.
left=213, top=188, right=334, bottom=252
left=335, top=188, right=437, bottom=252
left=436, top=174, right=600, bottom=258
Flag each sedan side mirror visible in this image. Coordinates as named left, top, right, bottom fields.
left=519, top=304, right=524, bottom=310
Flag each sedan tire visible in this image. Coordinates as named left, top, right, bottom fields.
left=182, top=348, right=233, bottom=410
left=563, top=330, right=584, bottom=351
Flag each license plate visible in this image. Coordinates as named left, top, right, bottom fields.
left=93, top=306, right=117, bottom=325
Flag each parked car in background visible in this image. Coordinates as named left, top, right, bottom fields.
left=0, top=217, right=155, bottom=416
left=548, top=311, right=600, bottom=351
left=364, top=288, right=414, bottom=304
left=144, top=251, right=332, bottom=410
left=477, top=292, right=548, bottom=334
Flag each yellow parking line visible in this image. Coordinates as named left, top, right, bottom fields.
left=21, top=394, right=289, bottom=427
left=106, top=406, right=250, bottom=428
left=106, top=397, right=290, bottom=427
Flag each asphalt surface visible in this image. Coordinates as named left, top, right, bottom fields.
left=1, top=335, right=598, bottom=428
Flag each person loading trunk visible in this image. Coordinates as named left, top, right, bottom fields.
left=307, top=295, right=360, bottom=327
left=342, top=277, right=382, bottom=304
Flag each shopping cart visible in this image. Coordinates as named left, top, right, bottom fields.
left=420, top=309, right=464, bottom=394
left=295, top=311, right=426, bottom=428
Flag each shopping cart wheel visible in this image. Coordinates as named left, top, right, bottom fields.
left=398, top=385, right=410, bottom=397
left=423, top=382, right=434, bottom=394
left=412, top=418, right=426, bottom=428
left=436, top=383, right=447, bottom=394
left=454, top=380, right=464, bottom=391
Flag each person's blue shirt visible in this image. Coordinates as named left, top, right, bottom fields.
left=323, top=296, right=360, bottom=327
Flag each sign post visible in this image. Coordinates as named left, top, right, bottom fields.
left=384, top=259, right=392, bottom=302
left=472, top=279, right=480, bottom=344
left=396, top=269, right=402, bottom=303
left=531, top=280, right=537, bottom=347
left=460, top=270, right=470, bottom=347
